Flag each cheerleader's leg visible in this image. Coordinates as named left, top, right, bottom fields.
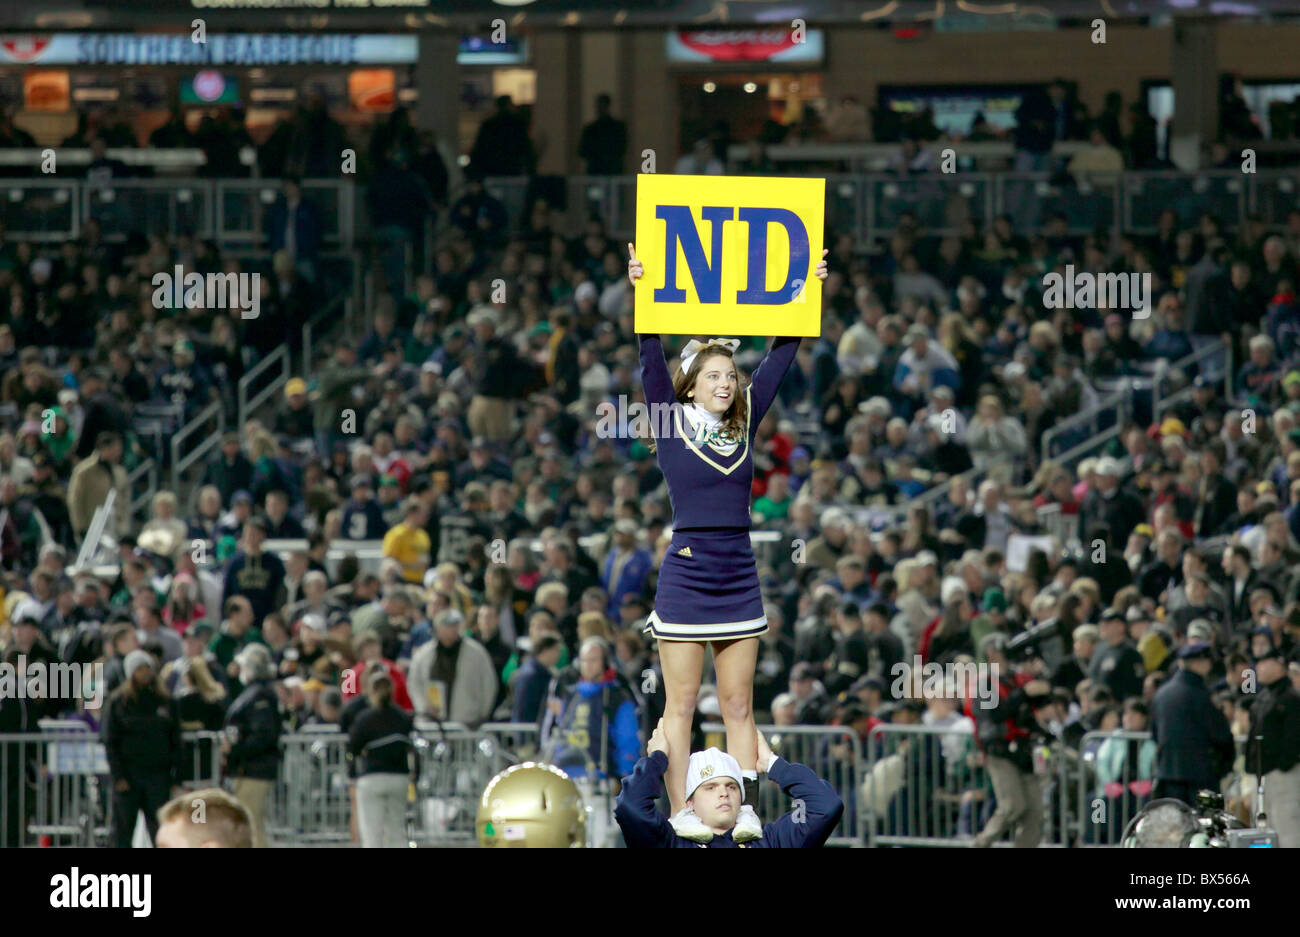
left=657, top=638, right=707, bottom=815
left=713, top=636, right=759, bottom=771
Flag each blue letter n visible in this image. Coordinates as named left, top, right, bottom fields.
left=654, top=205, right=733, bottom=303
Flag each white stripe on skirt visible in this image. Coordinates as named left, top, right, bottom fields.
left=645, top=610, right=768, bottom=642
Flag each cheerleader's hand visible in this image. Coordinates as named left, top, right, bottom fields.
left=627, top=243, right=644, bottom=285
left=814, top=248, right=829, bottom=281
left=755, top=728, right=774, bottom=771
left=648, top=717, right=669, bottom=757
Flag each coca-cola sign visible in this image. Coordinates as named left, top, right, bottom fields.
left=666, top=28, right=824, bottom=65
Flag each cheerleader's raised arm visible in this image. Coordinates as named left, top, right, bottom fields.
left=626, top=242, right=827, bottom=422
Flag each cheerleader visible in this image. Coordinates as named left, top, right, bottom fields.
left=626, top=242, right=828, bottom=841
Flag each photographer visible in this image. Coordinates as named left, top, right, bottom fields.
left=1244, top=642, right=1300, bottom=846
left=972, top=633, right=1053, bottom=847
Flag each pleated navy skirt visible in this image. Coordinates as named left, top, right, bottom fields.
left=647, top=527, right=768, bottom=643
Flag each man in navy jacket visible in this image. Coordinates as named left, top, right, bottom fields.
left=615, top=720, right=843, bottom=847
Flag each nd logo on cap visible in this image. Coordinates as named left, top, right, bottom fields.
left=633, top=173, right=825, bottom=337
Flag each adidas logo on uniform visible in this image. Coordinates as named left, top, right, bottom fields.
left=678, top=546, right=692, bottom=557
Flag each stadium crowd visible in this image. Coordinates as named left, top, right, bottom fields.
left=2, top=93, right=1300, bottom=847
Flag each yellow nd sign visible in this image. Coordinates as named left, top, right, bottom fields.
left=633, top=173, right=824, bottom=337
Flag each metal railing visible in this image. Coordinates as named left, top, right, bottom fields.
left=238, top=344, right=290, bottom=431
left=474, top=169, right=1300, bottom=246
left=126, top=457, right=158, bottom=522
left=860, top=724, right=1255, bottom=848
left=1152, top=337, right=1233, bottom=421
left=1041, top=385, right=1133, bottom=464
left=302, top=293, right=350, bottom=372
left=170, top=399, right=226, bottom=491
left=701, top=721, right=865, bottom=847
left=1050, top=421, right=1126, bottom=472
left=0, top=178, right=357, bottom=249
left=4, top=721, right=871, bottom=847
left=0, top=726, right=224, bottom=848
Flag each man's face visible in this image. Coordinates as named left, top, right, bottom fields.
left=12, top=622, right=37, bottom=652
left=1074, top=638, right=1095, bottom=660
left=688, top=778, right=741, bottom=832
left=579, top=646, right=605, bottom=682
left=1257, top=657, right=1284, bottom=685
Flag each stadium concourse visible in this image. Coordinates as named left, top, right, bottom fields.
left=2, top=95, right=1300, bottom=849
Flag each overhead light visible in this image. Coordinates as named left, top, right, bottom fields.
left=743, top=82, right=757, bottom=93
left=703, top=81, right=716, bottom=93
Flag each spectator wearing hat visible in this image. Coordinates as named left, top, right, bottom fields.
left=274, top=377, right=315, bottom=442
left=202, top=433, right=254, bottom=506
left=348, top=666, right=416, bottom=848
left=101, top=649, right=182, bottom=848
left=408, top=609, right=498, bottom=727
left=1149, top=642, right=1235, bottom=806
left=616, top=726, right=844, bottom=848
left=969, top=588, right=1010, bottom=659
left=215, top=489, right=255, bottom=544
left=1244, top=641, right=1300, bottom=847
left=435, top=483, right=493, bottom=565
left=971, top=634, right=1052, bottom=848
left=601, top=519, right=652, bottom=619
left=222, top=643, right=283, bottom=848
left=156, top=338, right=216, bottom=422
left=67, top=430, right=129, bottom=541
left=340, top=474, right=387, bottom=541
left=1079, top=456, right=1145, bottom=549
left=1089, top=609, right=1146, bottom=703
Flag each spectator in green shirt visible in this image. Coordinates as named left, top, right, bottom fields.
left=208, top=594, right=267, bottom=697
left=753, top=471, right=793, bottom=524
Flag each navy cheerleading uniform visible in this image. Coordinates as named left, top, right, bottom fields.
left=638, top=333, right=800, bottom=643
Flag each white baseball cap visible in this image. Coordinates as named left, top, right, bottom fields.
left=685, top=747, right=744, bottom=801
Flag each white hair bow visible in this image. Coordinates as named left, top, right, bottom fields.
left=680, top=337, right=741, bottom=375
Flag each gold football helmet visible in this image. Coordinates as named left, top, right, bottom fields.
left=477, top=762, right=587, bottom=848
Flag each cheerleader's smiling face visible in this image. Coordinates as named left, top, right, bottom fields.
left=687, top=354, right=738, bottom=416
